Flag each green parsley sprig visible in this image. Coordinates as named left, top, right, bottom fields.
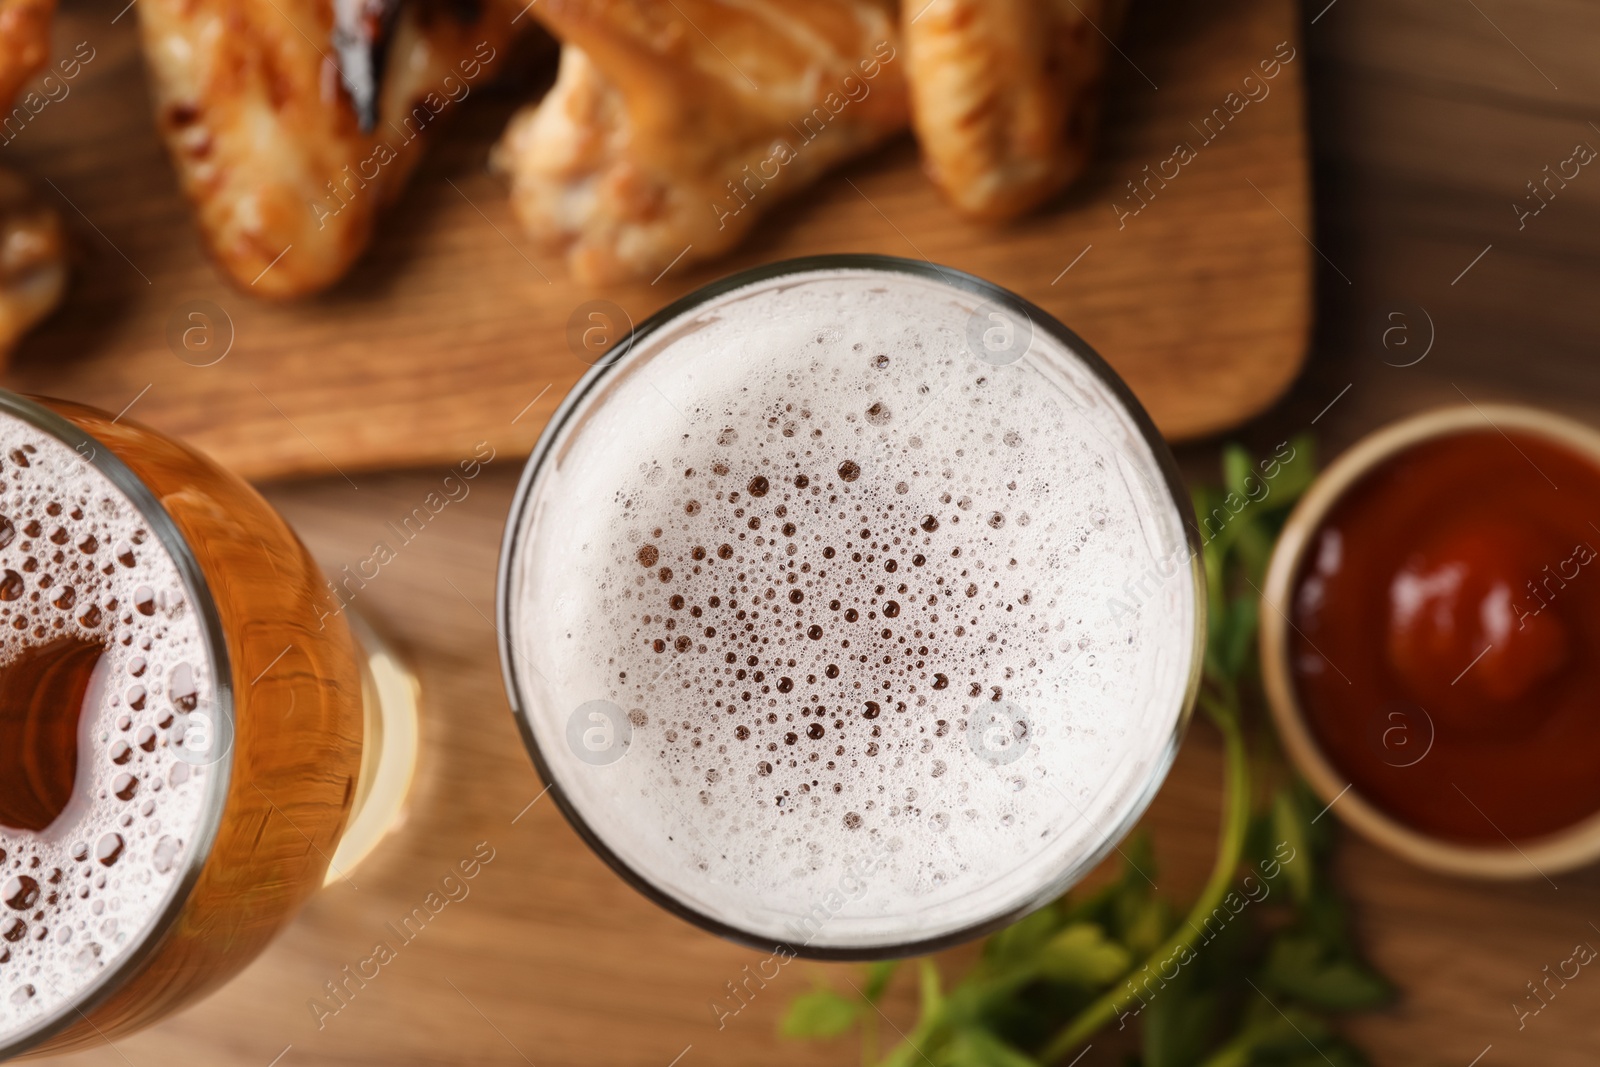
left=781, top=436, right=1393, bottom=1066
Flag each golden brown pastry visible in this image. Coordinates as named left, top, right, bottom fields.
left=903, top=0, right=1125, bottom=221
left=493, top=0, right=908, bottom=285
left=138, top=0, right=523, bottom=297
left=0, top=167, right=65, bottom=353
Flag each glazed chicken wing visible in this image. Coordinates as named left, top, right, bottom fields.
left=904, top=0, right=1126, bottom=221
left=493, top=0, right=907, bottom=285
left=138, top=0, right=523, bottom=297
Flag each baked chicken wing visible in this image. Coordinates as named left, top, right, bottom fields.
left=138, top=0, right=523, bottom=297
left=493, top=0, right=907, bottom=285
left=0, top=0, right=65, bottom=354
left=0, top=167, right=65, bottom=354
left=0, top=0, right=52, bottom=109
left=903, top=0, right=1125, bottom=221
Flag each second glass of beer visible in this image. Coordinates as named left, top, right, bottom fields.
left=0, top=392, right=411, bottom=1057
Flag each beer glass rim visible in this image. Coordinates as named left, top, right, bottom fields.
left=497, top=255, right=1205, bottom=959
left=0, top=390, right=235, bottom=1058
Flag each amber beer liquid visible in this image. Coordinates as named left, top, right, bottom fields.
left=499, top=257, right=1204, bottom=958
left=0, top=394, right=362, bottom=1056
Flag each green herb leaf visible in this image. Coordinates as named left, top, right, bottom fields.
left=1119, top=831, right=1160, bottom=891
left=1268, top=435, right=1318, bottom=507
left=1262, top=935, right=1393, bottom=1011
left=1231, top=998, right=1335, bottom=1057
left=987, top=905, right=1065, bottom=969
left=1222, top=444, right=1256, bottom=502
left=1230, top=518, right=1275, bottom=587
left=1219, top=596, right=1259, bottom=679
left=1118, top=891, right=1171, bottom=958
left=918, top=958, right=943, bottom=1020
left=1142, top=981, right=1216, bottom=1067
left=1100, top=833, right=1169, bottom=955
left=780, top=988, right=859, bottom=1039
left=1036, top=923, right=1133, bottom=987
left=937, top=1027, right=1041, bottom=1067
left=1272, top=789, right=1315, bottom=906
left=863, top=959, right=899, bottom=1003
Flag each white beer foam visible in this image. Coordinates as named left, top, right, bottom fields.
left=0, top=415, right=216, bottom=1042
left=507, top=268, right=1196, bottom=950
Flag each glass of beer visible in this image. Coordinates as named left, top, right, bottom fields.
left=498, top=255, right=1205, bottom=958
left=0, top=391, right=417, bottom=1057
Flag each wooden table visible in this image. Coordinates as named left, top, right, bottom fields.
left=1193, top=1, right=1600, bottom=1064
left=49, top=0, right=1600, bottom=1064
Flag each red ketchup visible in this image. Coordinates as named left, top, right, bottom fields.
left=1290, top=430, right=1600, bottom=843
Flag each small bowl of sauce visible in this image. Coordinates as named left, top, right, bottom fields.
left=1261, top=404, right=1600, bottom=878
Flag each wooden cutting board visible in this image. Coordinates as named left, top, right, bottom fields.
left=6, top=0, right=1309, bottom=483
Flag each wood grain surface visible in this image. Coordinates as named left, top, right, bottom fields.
left=3, top=0, right=1310, bottom=481
left=30, top=0, right=1600, bottom=1065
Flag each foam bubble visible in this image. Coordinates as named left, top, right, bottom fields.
left=506, top=267, right=1197, bottom=950
left=0, top=415, right=216, bottom=1042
